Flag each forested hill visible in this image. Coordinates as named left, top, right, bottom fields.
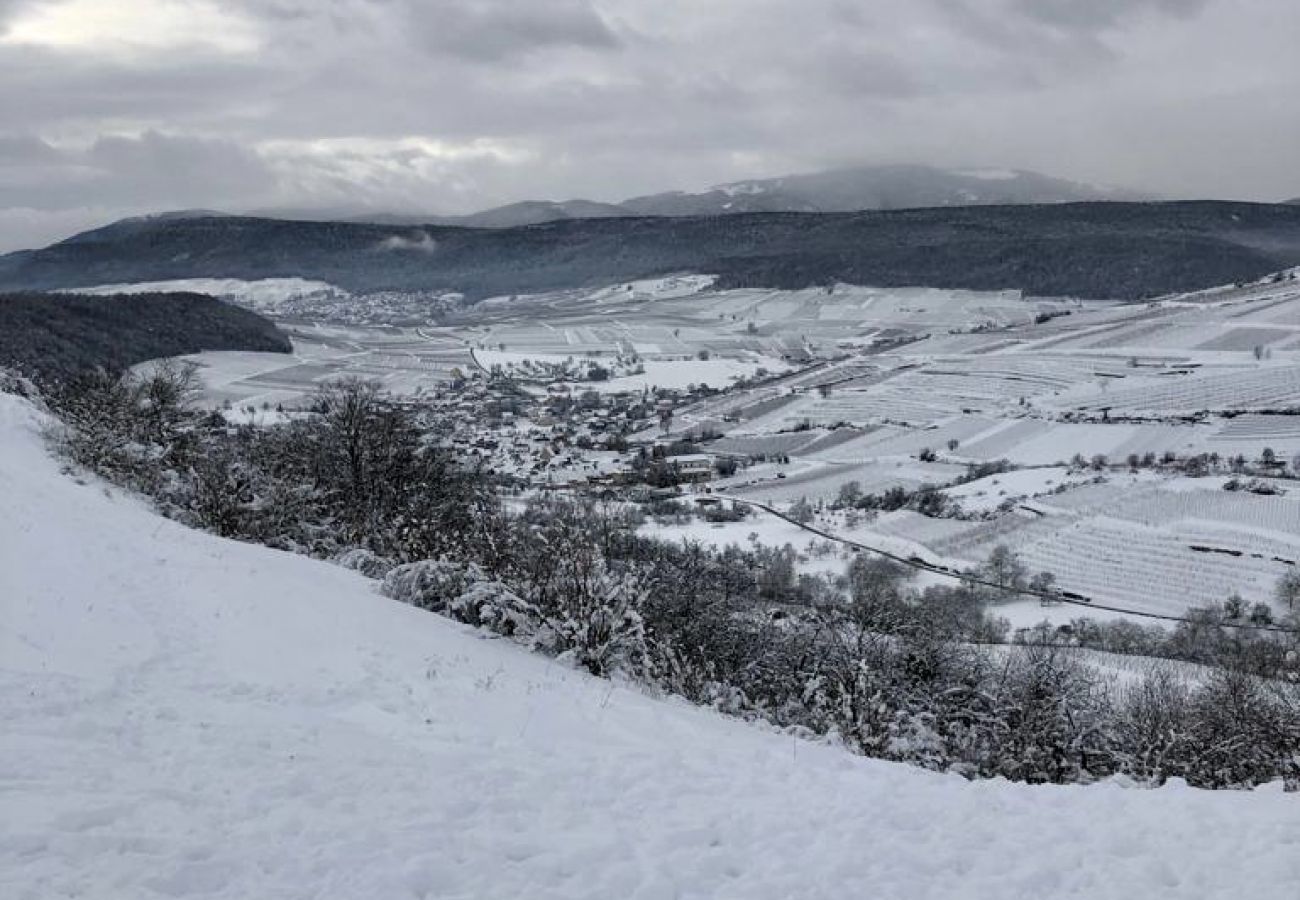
left=0, top=292, right=291, bottom=380
left=2, top=201, right=1300, bottom=302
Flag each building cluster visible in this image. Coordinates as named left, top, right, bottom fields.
left=419, top=372, right=726, bottom=489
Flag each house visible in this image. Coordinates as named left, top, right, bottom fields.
left=669, top=453, right=715, bottom=482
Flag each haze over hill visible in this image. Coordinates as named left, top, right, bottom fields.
left=4, top=201, right=1300, bottom=304
left=250, top=164, right=1149, bottom=230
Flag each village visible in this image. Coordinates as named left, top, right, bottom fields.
left=145, top=267, right=1300, bottom=632
left=425, top=364, right=745, bottom=493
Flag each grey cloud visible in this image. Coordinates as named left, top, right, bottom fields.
left=0, top=45, right=273, bottom=134
left=0, top=135, right=61, bottom=164
left=407, top=0, right=620, bottom=62
left=0, top=0, right=31, bottom=25
left=927, top=0, right=1116, bottom=75
left=0, top=0, right=1296, bottom=253
left=0, top=131, right=277, bottom=212
left=0, top=205, right=122, bottom=253
left=1013, top=0, right=1210, bottom=32
left=86, top=132, right=273, bottom=192
left=809, top=52, right=925, bottom=99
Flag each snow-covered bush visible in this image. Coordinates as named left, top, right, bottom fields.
left=383, top=559, right=542, bottom=640
left=382, top=559, right=486, bottom=613
left=0, top=367, right=40, bottom=402
left=982, top=645, right=1115, bottom=784
left=542, top=568, right=649, bottom=678
left=333, top=548, right=396, bottom=580
left=1113, top=664, right=1194, bottom=784
left=1181, top=668, right=1300, bottom=789
left=449, top=580, right=540, bottom=639
left=39, top=372, right=1300, bottom=789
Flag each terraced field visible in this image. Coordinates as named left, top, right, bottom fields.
left=1014, top=517, right=1289, bottom=614
left=1063, top=365, right=1300, bottom=414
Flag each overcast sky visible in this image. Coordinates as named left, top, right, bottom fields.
left=0, top=0, right=1296, bottom=251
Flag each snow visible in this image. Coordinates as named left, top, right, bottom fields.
left=944, top=466, right=1090, bottom=514
left=70, top=277, right=345, bottom=303
left=3, top=391, right=1299, bottom=899
left=643, top=508, right=851, bottom=574
left=476, top=349, right=790, bottom=392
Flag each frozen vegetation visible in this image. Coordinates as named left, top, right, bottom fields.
left=4, top=373, right=1300, bottom=898
left=89, top=267, right=1300, bottom=627
left=7, top=263, right=1300, bottom=898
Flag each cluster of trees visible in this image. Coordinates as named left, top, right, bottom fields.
left=7, top=203, right=1300, bottom=303
left=379, top=525, right=1299, bottom=789
left=24, top=368, right=1300, bottom=789
left=1022, top=602, right=1293, bottom=677
left=826, top=461, right=1023, bottom=522
left=44, top=365, right=494, bottom=563
left=1106, top=448, right=1300, bottom=481
left=957, top=544, right=1300, bottom=679
left=0, top=291, right=290, bottom=381
left=823, top=482, right=953, bottom=518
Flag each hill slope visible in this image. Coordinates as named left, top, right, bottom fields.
left=0, top=291, right=290, bottom=380
left=3, top=201, right=1300, bottom=302
left=1, top=391, right=1297, bottom=899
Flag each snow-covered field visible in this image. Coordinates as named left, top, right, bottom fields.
left=93, top=267, right=1300, bottom=627
left=71, top=277, right=349, bottom=318
left=645, top=271, right=1300, bottom=622
left=475, top=348, right=790, bottom=392
left=5, top=395, right=1300, bottom=899
left=165, top=324, right=473, bottom=409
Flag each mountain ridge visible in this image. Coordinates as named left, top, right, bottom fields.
left=4, top=200, right=1300, bottom=303
left=241, top=164, right=1151, bottom=230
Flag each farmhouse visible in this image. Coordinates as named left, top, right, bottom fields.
left=670, top=453, right=715, bottom=482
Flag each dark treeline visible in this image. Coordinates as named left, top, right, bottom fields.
left=0, top=291, right=290, bottom=381
left=18, top=367, right=1300, bottom=790
left=4, top=202, right=1300, bottom=301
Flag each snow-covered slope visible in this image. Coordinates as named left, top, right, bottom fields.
left=1, top=392, right=1297, bottom=900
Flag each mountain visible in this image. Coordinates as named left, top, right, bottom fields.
left=431, top=199, right=630, bottom=228
left=247, top=199, right=629, bottom=229
left=0, top=291, right=290, bottom=380
left=241, top=165, right=1141, bottom=230
left=4, top=201, right=1300, bottom=303
left=620, top=165, right=1147, bottom=217
left=3, top=389, right=1296, bottom=898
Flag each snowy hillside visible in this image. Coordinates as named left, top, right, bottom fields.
left=2, top=391, right=1297, bottom=899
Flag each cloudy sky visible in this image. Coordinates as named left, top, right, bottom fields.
left=0, top=0, right=1296, bottom=250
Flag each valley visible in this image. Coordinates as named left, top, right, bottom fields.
left=6, top=2, right=1300, bottom=893
left=99, top=265, right=1300, bottom=634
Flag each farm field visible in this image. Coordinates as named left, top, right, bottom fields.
left=136, top=267, right=1300, bottom=626
left=171, top=323, right=472, bottom=409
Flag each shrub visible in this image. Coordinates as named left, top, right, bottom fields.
left=333, top=548, right=396, bottom=580
left=383, top=559, right=486, bottom=613
left=448, top=581, right=540, bottom=639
